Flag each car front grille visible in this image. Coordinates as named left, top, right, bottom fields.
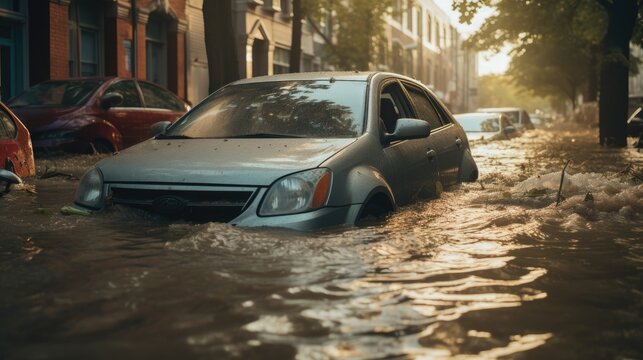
left=109, top=185, right=257, bottom=222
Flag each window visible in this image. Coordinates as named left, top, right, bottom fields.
left=393, top=0, right=402, bottom=24
left=68, top=0, right=102, bottom=77
left=380, top=81, right=413, bottom=134
left=406, top=1, right=413, bottom=32
left=273, top=47, right=290, bottom=74
left=104, top=80, right=141, bottom=108
left=280, top=0, right=291, bottom=15
left=166, top=81, right=367, bottom=139
left=0, top=109, right=16, bottom=139
left=405, top=48, right=414, bottom=76
left=139, top=81, right=184, bottom=111
left=404, top=83, right=443, bottom=130
left=392, top=43, right=403, bottom=74
left=146, top=12, right=168, bottom=86
left=426, top=13, right=432, bottom=43
left=0, top=0, right=19, bottom=12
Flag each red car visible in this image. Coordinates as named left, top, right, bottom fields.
left=7, top=78, right=190, bottom=153
left=0, top=101, right=35, bottom=180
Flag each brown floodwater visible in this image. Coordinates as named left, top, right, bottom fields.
left=1, top=128, right=642, bottom=359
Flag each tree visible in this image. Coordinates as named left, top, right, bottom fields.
left=326, top=0, right=393, bottom=70
left=454, top=0, right=643, bottom=147
left=596, top=0, right=641, bottom=146
left=290, top=0, right=303, bottom=72
left=508, top=38, right=590, bottom=109
left=477, top=74, right=552, bottom=112
left=203, top=0, right=240, bottom=93
left=290, top=0, right=328, bottom=72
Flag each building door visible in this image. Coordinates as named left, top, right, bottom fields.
left=252, top=39, right=268, bottom=77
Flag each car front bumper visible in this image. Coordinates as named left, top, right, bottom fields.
left=104, top=182, right=363, bottom=231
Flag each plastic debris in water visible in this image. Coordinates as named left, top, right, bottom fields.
left=60, top=205, right=92, bottom=216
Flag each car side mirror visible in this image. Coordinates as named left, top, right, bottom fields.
left=100, top=92, right=124, bottom=109
left=150, top=121, right=171, bottom=137
left=384, top=118, right=430, bottom=143
left=0, top=169, right=22, bottom=194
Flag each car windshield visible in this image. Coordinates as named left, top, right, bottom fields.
left=456, top=114, right=500, bottom=132
left=8, top=80, right=103, bottom=108
left=166, top=80, right=367, bottom=138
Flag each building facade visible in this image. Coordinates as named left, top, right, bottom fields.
left=0, top=0, right=188, bottom=101
left=377, top=0, right=478, bottom=113
left=1, top=0, right=476, bottom=112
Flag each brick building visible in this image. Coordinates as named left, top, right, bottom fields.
left=0, top=0, right=188, bottom=101
left=0, top=0, right=476, bottom=111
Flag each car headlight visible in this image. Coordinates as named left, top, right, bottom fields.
left=74, top=167, right=104, bottom=209
left=259, top=168, right=332, bottom=216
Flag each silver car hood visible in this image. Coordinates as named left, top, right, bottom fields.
left=98, top=138, right=356, bottom=186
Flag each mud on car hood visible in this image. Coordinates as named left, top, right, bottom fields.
left=98, top=138, right=356, bottom=186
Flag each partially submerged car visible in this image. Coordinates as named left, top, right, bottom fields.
left=454, top=112, right=520, bottom=141
left=73, top=72, right=478, bottom=230
left=0, top=101, right=35, bottom=193
left=477, top=107, right=534, bottom=130
left=7, top=78, right=190, bottom=153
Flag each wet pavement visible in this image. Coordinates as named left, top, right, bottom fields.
left=1, top=128, right=642, bottom=359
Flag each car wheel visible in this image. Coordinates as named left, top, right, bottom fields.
left=357, top=193, right=394, bottom=223
left=88, top=140, right=114, bottom=154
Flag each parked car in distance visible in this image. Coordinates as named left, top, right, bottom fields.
left=72, top=72, right=478, bottom=230
left=454, top=112, right=520, bottom=141
left=0, top=101, right=35, bottom=183
left=477, top=107, right=535, bottom=130
left=7, top=78, right=190, bottom=153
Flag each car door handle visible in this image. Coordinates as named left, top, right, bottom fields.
left=455, top=138, right=463, bottom=148
left=426, top=149, right=436, bottom=161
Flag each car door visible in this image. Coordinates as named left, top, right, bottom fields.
left=138, top=81, right=187, bottom=124
left=379, top=80, right=439, bottom=205
left=402, top=81, right=464, bottom=186
left=99, top=79, right=152, bottom=149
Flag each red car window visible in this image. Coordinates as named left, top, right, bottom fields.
left=0, top=110, right=17, bottom=139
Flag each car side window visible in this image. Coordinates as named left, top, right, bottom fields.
left=139, top=81, right=184, bottom=111
left=380, top=81, right=413, bottom=134
left=404, top=83, right=443, bottom=130
left=0, top=110, right=17, bottom=139
left=104, top=80, right=142, bottom=108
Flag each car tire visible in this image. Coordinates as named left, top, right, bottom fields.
left=89, top=140, right=114, bottom=154
left=357, top=193, right=393, bottom=223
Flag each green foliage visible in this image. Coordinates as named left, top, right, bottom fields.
left=478, top=74, right=551, bottom=113
left=323, top=0, right=393, bottom=70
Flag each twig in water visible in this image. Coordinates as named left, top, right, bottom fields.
left=556, top=160, right=571, bottom=206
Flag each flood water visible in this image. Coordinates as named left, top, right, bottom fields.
left=1, top=128, right=642, bottom=359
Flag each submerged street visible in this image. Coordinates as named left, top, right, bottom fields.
left=1, top=127, right=642, bottom=359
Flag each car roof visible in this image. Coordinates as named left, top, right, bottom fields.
left=477, top=107, right=524, bottom=112
left=231, top=71, right=385, bottom=85
left=455, top=112, right=502, bottom=118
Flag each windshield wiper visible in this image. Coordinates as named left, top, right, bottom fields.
left=155, top=134, right=193, bottom=140
left=226, top=133, right=304, bottom=139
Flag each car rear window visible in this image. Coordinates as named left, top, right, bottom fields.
left=8, top=80, right=103, bottom=108
left=166, top=80, right=367, bottom=138
left=456, top=114, right=500, bottom=132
